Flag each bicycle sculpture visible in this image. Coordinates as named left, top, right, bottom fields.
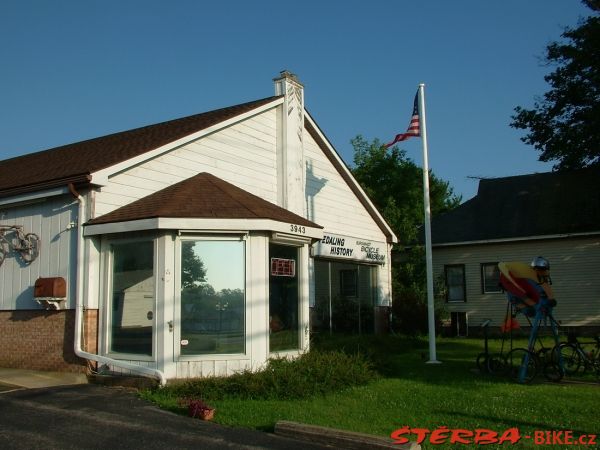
left=478, top=257, right=564, bottom=383
left=0, top=225, right=40, bottom=267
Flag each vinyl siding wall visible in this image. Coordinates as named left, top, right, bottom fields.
left=434, top=235, right=600, bottom=329
left=0, top=195, right=77, bottom=310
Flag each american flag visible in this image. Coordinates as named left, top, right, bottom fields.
left=385, top=91, right=420, bottom=148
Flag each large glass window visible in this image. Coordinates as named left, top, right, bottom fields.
left=110, top=241, right=154, bottom=356
left=481, top=262, right=502, bottom=293
left=180, top=240, right=245, bottom=355
left=269, top=244, right=300, bottom=352
left=313, top=260, right=377, bottom=334
left=445, top=264, right=466, bottom=302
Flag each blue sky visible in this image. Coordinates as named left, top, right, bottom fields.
left=0, top=0, right=592, bottom=201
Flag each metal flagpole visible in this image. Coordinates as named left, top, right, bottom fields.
left=418, top=83, right=440, bottom=364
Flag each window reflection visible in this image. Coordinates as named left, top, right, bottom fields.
left=110, top=241, right=154, bottom=356
left=180, top=240, right=245, bottom=355
left=269, top=244, right=300, bottom=352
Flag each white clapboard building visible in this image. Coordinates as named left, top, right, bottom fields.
left=0, top=72, right=396, bottom=383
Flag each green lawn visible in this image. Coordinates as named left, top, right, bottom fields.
left=144, top=336, right=599, bottom=449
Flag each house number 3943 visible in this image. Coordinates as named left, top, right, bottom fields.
left=290, top=224, right=306, bottom=234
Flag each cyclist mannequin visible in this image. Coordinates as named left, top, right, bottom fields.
left=498, top=257, right=556, bottom=331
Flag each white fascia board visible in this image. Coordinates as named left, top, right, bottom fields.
left=304, top=112, right=398, bottom=244
left=89, top=98, right=285, bottom=186
left=84, top=217, right=323, bottom=239
left=0, top=186, right=71, bottom=207
left=432, top=231, right=600, bottom=248
left=84, top=218, right=159, bottom=236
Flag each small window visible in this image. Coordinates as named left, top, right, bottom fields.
left=445, top=265, right=466, bottom=302
left=340, top=269, right=358, bottom=297
left=481, top=262, right=502, bottom=293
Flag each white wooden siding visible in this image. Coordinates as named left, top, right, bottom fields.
left=0, top=196, right=77, bottom=310
left=94, top=110, right=278, bottom=217
left=434, top=236, right=600, bottom=328
left=304, top=133, right=384, bottom=242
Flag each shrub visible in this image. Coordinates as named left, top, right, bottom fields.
left=159, top=350, right=377, bottom=402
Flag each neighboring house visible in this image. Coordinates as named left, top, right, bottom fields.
left=431, top=167, right=600, bottom=336
left=0, top=72, right=397, bottom=383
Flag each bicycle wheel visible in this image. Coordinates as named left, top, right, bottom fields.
left=556, top=343, right=581, bottom=375
left=20, top=233, right=40, bottom=263
left=506, top=348, right=538, bottom=383
left=486, top=353, right=508, bottom=376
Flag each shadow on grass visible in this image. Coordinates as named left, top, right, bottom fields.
left=311, top=333, right=557, bottom=388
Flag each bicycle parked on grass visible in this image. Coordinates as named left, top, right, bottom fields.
left=476, top=302, right=564, bottom=383
left=554, top=333, right=600, bottom=380
left=0, top=225, right=40, bottom=267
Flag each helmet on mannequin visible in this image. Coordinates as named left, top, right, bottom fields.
left=531, top=256, right=550, bottom=271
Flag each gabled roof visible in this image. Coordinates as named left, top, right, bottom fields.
left=0, top=96, right=280, bottom=197
left=86, top=172, right=322, bottom=229
left=431, top=167, right=600, bottom=245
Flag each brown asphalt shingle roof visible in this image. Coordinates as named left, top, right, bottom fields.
left=430, top=167, right=600, bottom=244
left=0, top=96, right=280, bottom=197
left=86, top=172, right=322, bottom=228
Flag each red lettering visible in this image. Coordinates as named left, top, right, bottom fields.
left=563, top=431, right=573, bottom=445
left=534, top=431, right=546, bottom=445
left=498, top=427, right=521, bottom=445
left=411, top=428, right=430, bottom=445
left=474, top=429, right=498, bottom=445
left=450, top=429, right=474, bottom=444
left=584, top=434, right=596, bottom=446
left=390, top=426, right=410, bottom=445
left=551, top=430, right=564, bottom=445
left=429, top=427, right=450, bottom=445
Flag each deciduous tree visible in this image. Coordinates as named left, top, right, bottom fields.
left=350, top=136, right=460, bottom=334
left=511, top=3, right=600, bottom=169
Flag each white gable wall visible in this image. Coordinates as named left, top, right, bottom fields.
left=304, top=133, right=384, bottom=241
left=93, top=109, right=278, bottom=218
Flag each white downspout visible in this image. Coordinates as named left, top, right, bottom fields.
left=71, top=185, right=166, bottom=386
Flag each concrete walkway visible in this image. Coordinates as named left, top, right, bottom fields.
left=0, top=367, right=87, bottom=390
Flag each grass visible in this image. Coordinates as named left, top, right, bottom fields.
left=141, top=335, right=599, bottom=449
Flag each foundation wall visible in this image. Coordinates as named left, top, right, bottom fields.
left=0, top=309, right=98, bottom=373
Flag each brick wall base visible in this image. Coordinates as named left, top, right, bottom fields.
left=0, top=309, right=98, bottom=373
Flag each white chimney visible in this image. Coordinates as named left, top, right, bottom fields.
left=274, top=70, right=305, bottom=217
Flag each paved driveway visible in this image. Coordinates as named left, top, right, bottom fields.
left=0, top=384, right=329, bottom=450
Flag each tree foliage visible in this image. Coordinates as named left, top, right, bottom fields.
left=181, top=242, right=207, bottom=289
left=350, top=136, right=461, bottom=334
left=511, top=5, right=600, bottom=169
left=351, top=135, right=461, bottom=246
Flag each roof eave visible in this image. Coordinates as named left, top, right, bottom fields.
left=89, top=97, right=284, bottom=185
left=432, top=230, right=600, bottom=247
left=84, top=217, right=324, bottom=240
left=0, top=174, right=92, bottom=200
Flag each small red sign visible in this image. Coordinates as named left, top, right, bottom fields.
left=271, top=258, right=296, bottom=277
